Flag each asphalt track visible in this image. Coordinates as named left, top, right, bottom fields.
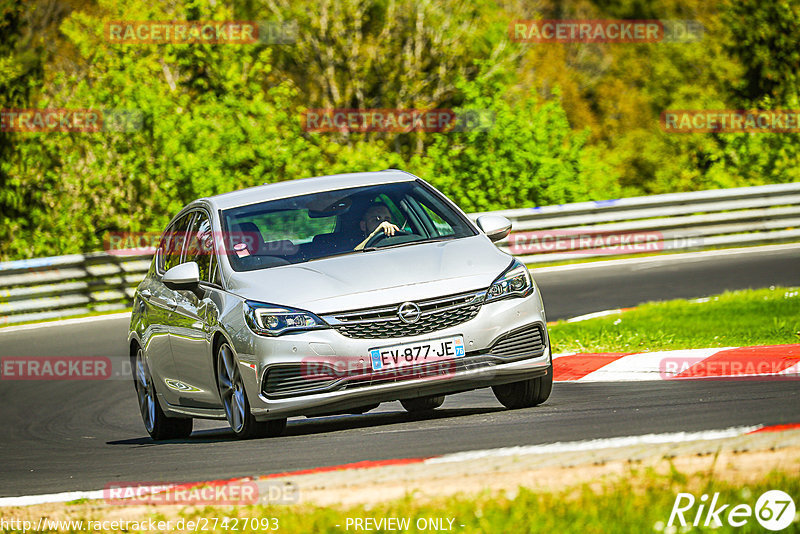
left=0, top=245, right=798, bottom=497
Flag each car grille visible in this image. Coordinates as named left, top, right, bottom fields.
left=261, top=356, right=494, bottom=398
left=327, top=290, right=485, bottom=339
left=488, top=323, right=547, bottom=358
left=262, top=364, right=342, bottom=396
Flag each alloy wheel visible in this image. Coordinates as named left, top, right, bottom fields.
left=217, top=343, right=247, bottom=433
left=135, top=347, right=156, bottom=433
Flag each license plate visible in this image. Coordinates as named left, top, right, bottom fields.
left=369, top=336, right=465, bottom=371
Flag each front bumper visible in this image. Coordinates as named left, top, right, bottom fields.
left=233, top=290, right=550, bottom=420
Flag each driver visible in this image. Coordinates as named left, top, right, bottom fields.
left=354, top=202, right=400, bottom=250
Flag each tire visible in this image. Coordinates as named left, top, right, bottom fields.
left=134, top=346, right=193, bottom=441
left=216, top=341, right=286, bottom=439
left=400, top=395, right=445, bottom=412
left=492, top=367, right=553, bottom=409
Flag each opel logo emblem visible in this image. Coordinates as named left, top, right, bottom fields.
left=397, top=302, right=421, bottom=324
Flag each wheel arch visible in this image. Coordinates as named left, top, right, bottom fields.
left=210, top=328, right=236, bottom=386
left=129, top=335, right=142, bottom=367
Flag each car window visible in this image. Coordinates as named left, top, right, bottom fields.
left=371, top=193, right=407, bottom=229
left=156, top=232, right=168, bottom=272
left=183, top=211, right=214, bottom=282
left=161, top=212, right=194, bottom=272
left=233, top=210, right=336, bottom=246
left=416, top=196, right=456, bottom=237
left=208, top=252, right=222, bottom=286
left=222, top=181, right=476, bottom=271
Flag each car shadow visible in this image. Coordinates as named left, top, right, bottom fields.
left=107, top=406, right=506, bottom=445
left=282, top=406, right=506, bottom=437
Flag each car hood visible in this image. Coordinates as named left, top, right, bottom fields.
left=226, top=235, right=512, bottom=314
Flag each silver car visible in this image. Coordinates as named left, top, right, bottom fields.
left=128, top=170, right=552, bottom=440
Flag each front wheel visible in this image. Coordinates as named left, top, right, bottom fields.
left=134, top=347, right=193, bottom=440
left=492, top=368, right=553, bottom=409
left=216, top=341, right=286, bottom=439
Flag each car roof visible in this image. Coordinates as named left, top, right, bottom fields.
left=200, top=170, right=418, bottom=211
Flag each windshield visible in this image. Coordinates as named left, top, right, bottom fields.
left=221, top=180, right=477, bottom=272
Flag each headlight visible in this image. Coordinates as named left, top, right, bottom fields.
left=244, top=300, right=329, bottom=336
left=486, top=259, right=533, bottom=302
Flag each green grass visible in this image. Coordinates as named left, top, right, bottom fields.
left=548, top=287, right=800, bottom=354
left=53, top=468, right=798, bottom=533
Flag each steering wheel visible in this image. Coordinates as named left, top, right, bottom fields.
left=363, top=228, right=409, bottom=248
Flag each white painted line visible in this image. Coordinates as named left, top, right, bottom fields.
left=0, top=312, right=132, bottom=335
left=778, top=361, right=800, bottom=376
left=0, top=481, right=223, bottom=508
left=530, top=243, right=800, bottom=274
left=0, top=489, right=105, bottom=507
left=565, top=309, right=623, bottom=323
left=424, top=426, right=762, bottom=464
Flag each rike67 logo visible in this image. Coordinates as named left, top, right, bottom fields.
left=667, top=490, right=796, bottom=531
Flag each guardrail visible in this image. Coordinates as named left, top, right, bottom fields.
left=1, top=182, right=798, bottom=325
left=0, top=253, right=151, bottom=325
left=469, top=181, right=800, bottom=264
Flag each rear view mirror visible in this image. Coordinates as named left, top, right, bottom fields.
left=163, top=262, right=200, bottom=291
left=475, top=215, right=512, bottom=242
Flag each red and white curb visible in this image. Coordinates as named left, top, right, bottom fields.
left=553, top=344, right=800, bottom=382
left=2, top=423, right=799, bottom=508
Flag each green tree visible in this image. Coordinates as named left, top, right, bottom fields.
left=2, top=0, right=322, bottom=257
left=418, top=79, right=619, bottom=212
left=2, top=0, right=799, bottom=260
left=0, top=0, right=44, bottom=258
left=722, top=0, right=800, bottom=107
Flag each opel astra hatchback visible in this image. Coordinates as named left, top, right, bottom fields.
left=128, top=170, right=552, bottom=439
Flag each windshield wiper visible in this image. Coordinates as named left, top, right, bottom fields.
left=308, top=250, right=363, bottom=261
left=362, top=235, right=457, bottom=252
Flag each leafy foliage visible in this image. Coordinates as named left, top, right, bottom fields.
left=1, top=0, right=798, bottom=259
left=418, top=79, right=618, bottom=212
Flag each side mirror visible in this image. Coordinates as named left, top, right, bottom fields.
left=475, top=215, right=512, bottom=242
left=163, top=262, right=200, bottom=291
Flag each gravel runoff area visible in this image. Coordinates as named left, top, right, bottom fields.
left=1, top=428, right=798, bottom=523
left=265, top=428, right=800, bottom=507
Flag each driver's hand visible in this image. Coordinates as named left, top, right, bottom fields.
left=373, top=221, right=400, bottom=237
left=354, top=221, right=401, bottom=251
